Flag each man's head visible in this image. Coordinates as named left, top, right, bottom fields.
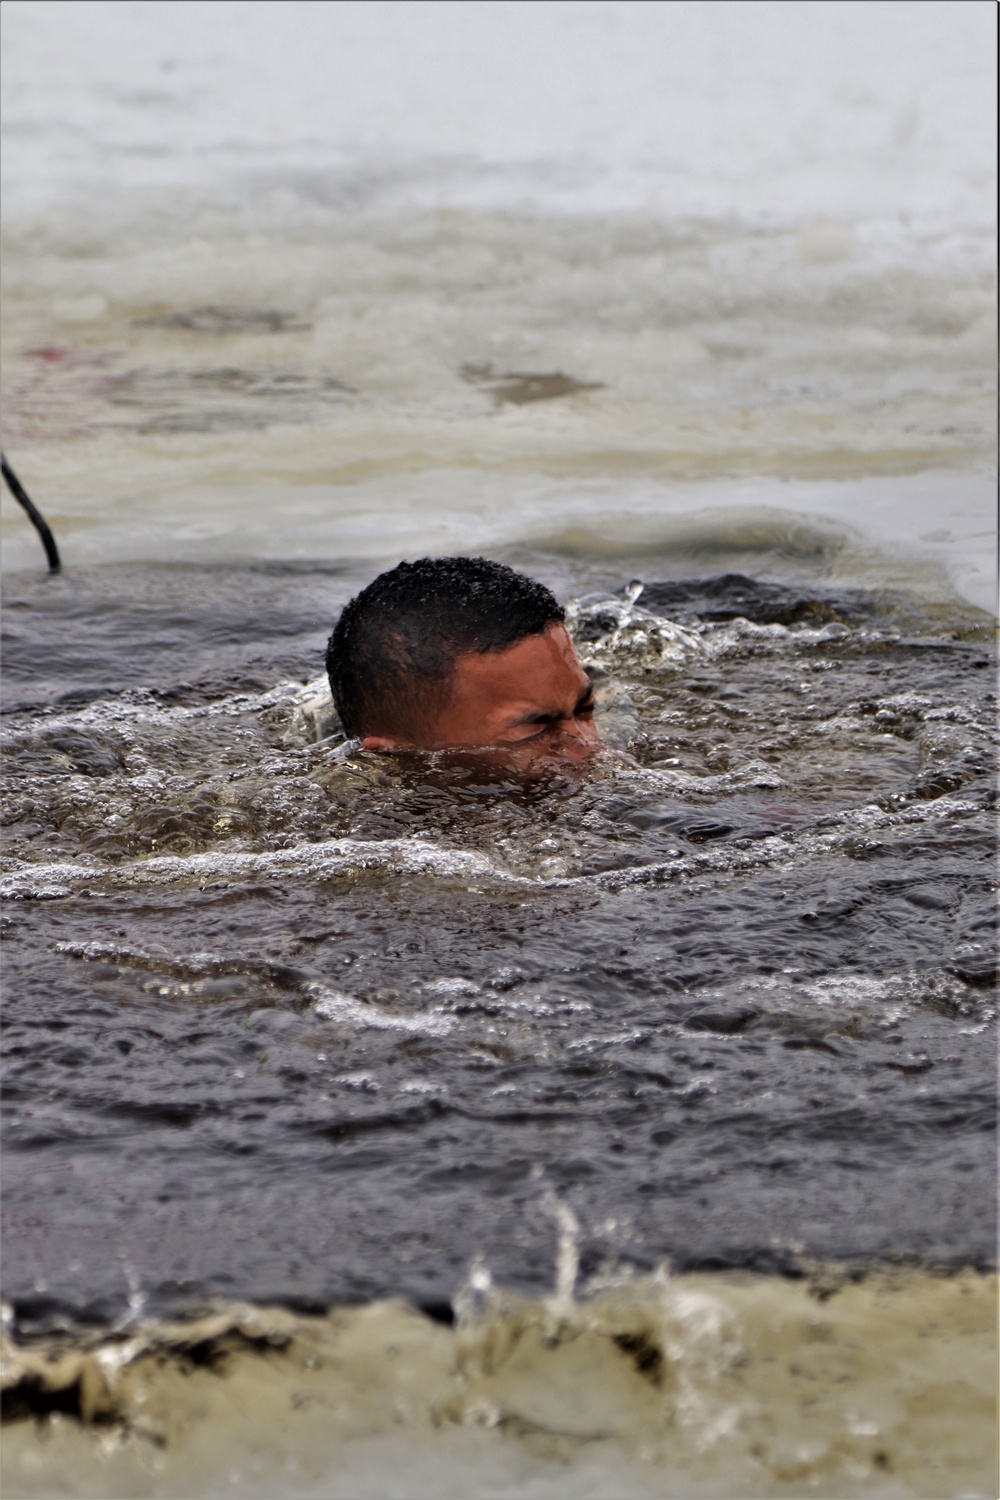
left=325, top=556, right=600, bottom=763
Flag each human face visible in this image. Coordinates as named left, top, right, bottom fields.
left=362, top=623, right=601, bottom=765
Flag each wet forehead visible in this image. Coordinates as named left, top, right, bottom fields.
left=453, top=624, right=589, bottom=715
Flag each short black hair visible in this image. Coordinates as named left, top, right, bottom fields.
left=325, top=556, right=565, bottom=740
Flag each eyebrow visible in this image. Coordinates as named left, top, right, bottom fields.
left=508, top=684, right=595, bottom=727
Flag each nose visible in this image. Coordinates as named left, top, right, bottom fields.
left=551, top=718, right=600, bottom=761
left=560, top=714, right=599, bottom=742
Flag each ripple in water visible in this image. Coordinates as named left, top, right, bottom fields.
left=1, top=560, right=994, bottom=1335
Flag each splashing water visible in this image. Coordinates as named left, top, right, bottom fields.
left=1, top=5, right=996, bottom=1495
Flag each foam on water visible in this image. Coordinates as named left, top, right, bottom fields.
left=0, top=836, right=517, bottom=902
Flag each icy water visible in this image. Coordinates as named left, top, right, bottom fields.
left=2, top=551, right=997, bottom=1495
left=1, top=2, right=997, bottom=1496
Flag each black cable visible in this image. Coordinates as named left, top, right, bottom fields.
left=1, top=454, right=61, bottom=573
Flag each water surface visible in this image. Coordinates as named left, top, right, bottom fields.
left=1, top=5, right=996, bottom=1494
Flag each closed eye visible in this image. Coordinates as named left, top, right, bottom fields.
left=516, top=689, right=595, bottom=738
left=519, top=714, right=556, bottom=739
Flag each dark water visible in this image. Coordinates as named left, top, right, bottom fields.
left=1, top=555, right=995, bottom=1337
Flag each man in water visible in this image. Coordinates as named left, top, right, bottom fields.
left=325, top=556, right=600, bottom=765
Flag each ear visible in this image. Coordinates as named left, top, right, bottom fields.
left=362, top=734, right=410, bottom=752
